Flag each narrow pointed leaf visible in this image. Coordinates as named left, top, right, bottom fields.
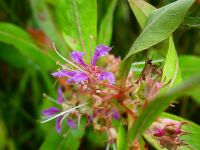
left=161, top=37, right=182, bottom=87
left=30, top=0, right=68, bottom=54
left=0, top=23, right=56, bottom=70
left=128, top=0, right=155, bottom=29
left=125, top=0, right=194, bottom=58
left=98, top=0, right=117, bottom=45
left=56, top=0, right=97, bottom=61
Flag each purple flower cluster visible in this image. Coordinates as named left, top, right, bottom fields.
left=41, top=87, right=77, bottom=133
left=52, top=45, right=115, bottom=85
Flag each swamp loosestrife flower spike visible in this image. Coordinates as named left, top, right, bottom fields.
left=41, top=44, right=190, bottom=149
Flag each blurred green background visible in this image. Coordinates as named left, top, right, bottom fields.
left=0, top=0, right=200, bottom=149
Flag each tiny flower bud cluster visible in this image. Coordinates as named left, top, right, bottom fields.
left=149, top=118, right=189, bottom=150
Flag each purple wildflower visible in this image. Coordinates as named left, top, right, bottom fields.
left=112, top=109, right=120, bottom=120
left=99, top=72, right=115, bottom=85
left=52, top=70, right=76, bottom=78
left=57, top=85, right=63, bottom=104
left=70, top=50, right=87, bottom=67
left=41, top=86, right=63, bottom=133
left=42, top=107, right=60, bottom=117
left=56, top=116, right=62, bottom=133
left=67, top=119, right=77, bottom=129
left=52, top=45, right=115, bottom=85
left=69, top=71, right=88, bottom=84
left=92, top=45, right=112, bottom=66
left=153, top=128, right=165, bottom=137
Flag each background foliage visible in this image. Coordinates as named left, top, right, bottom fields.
left=0, top=0, right=200, bottom=149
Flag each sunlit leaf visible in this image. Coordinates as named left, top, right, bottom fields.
left=30, top=0, right=69, bottom=54
left=98, top=0, right=117, bottom=45
left=117, top=123, right=128, bottom=150
left=161, top=37, right=182, bottom=87
left=56, top=0, right=97, bottom=62
left=126, top=0, right=194, bottom=58
left=0, top=23, right=56, bottom=70
left=128, top=0, right=155, bottom=29
left=179, top=55, right=200, bottom=104
left=120, top=0, right=156, bottom=85
left=40, top=120, right=86, bottom=150
left=122, top=0, right=184, bottom=88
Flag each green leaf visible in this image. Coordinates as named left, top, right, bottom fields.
left=122, top=0, right=183, bottom=89
left=117, top=123, right=128, bottom=150
left=182, top=17, right=200, bottom=28
left=98, top=0, right=117, bottom=45
left=40, top=120, right=86, bottom=150
left=56, top=0, right=97, bottom=61
left=0, top=121, right=7, bottom=150
left=39, top=129, right=62, bottom=150
left=0, top=43, right=33, bottom=69
left=120, top=0, right=156, bottom=85
left=179, top=55, right=200, bottom=80
left=144, top=112, right=200, bottom=150
left=161, top=37, right=182, bottom=87
left=30, top=0, right=69, bottom=54
left=0, top=23, right=56, bottom=70
left=120, top=0, right=155, bottom=84
left=125, top=0, right=194, bottom=58
left=179, top=55, right=200, bottom=104
left=128, top=0, right=155, bottom=29
left=128, top=73, right=200, bottom=143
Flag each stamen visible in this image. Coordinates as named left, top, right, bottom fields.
left=52, top=43, right=86, bottom=73
left=60, top=112, right=70, bottom=125
left=43, top=93, right=58, bottom=104
left=41, top=102, right=88, bottom=123
left=77, top=114, right=81, bottom=127
left=56, top=61, right=76, bottom=72
left=112, top=144, right=117, bottom=150
left=89, top=35, right=94, bottom=63
left=106, top=143, right=110, bottom=150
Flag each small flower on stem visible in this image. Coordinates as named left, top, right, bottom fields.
left=149, top=118, right=189, bottom=150
left=67, top=119, right=77, bottom=129
left=52, top=45, right=115, bottom=85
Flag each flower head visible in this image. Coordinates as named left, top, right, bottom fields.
left=52, top=45, right=115, bottom=85
left=149, top=118, right=189, bottom=150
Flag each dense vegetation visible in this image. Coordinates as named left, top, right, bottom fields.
left=0, top=0, right=200, bottom=149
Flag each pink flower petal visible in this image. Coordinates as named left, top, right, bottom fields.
left=92, top=45, right=112, bottom=66
left=42, top=107, right=60, bottom=117
left=70, top=50, right=87, bottom=67
left=67, top=119, right=77, bottom=129
left=56, top=116, right=62, bottom=133
left=52, top=70, right=76, bottom=78
left=57, top=85, right=63, bottom=104
left=99, top=71, right=115, bottom=84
